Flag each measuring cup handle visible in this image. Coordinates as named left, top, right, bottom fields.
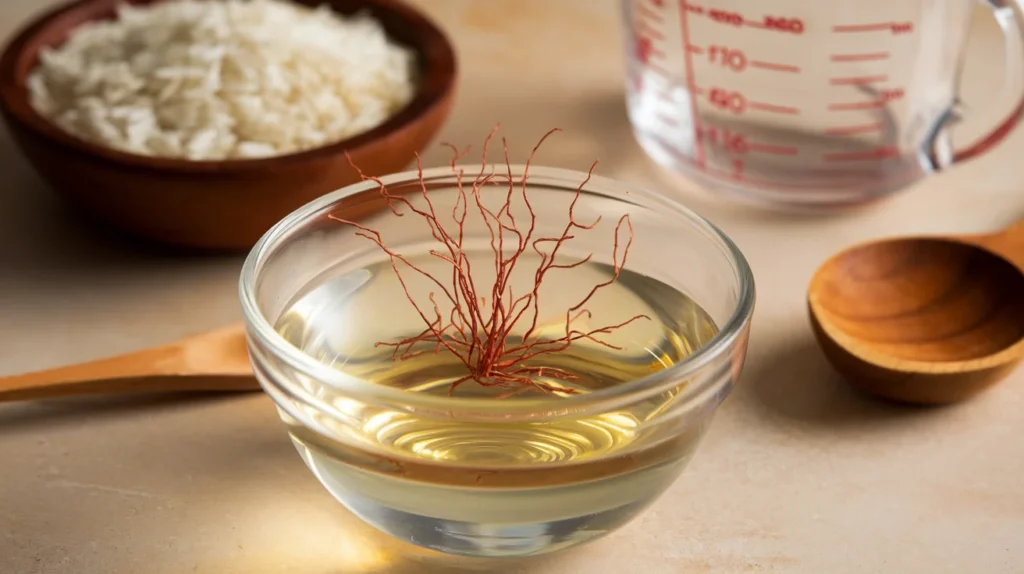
left=938, top=0, right=1024, bottom=165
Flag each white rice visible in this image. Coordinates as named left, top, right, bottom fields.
left=26, top=0, right=417, bottom=160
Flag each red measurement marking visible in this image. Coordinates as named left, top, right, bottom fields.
left=646, top=28, right=666, bottom=41
left=833, top=22, right=913, bottom=34
left=683, top=2, right=705, bottom=15
left=701, top=128, right=799, bottom=157
left=637, top=3, right=663, bottom=22
left=699, top=127, right=747, bottom=153
left=692, top=86, right=706, bottom=95
left=708, top=88, right=746, bottom=113
left=687, top=44, right=705, bottom=55
left=651, top=0, right=664, bottom=6
left=822, top=146, right=898, bottom=161
left=708, top=45, right=746, bottom=71
left=749, top=101, right=800, bottom=115
left=636, top=36, right=654, bottom=64
left=745, top=16, right=805, bottom=33
left=828, top=89, right=903, bottom=111
left=828, top=100, right=887, bottom=111
left=678, top=0, right=705, bottom=168
left=880, top=88, right=905, bottom=101
left=832, top=22, right=890, bottom=32
left=638, top=21, right=666, bottom=41
left=636, top=35, right=666, bottom=64
left=750, top=60, right=801, bottom=73
left=825, top=123, right=883, bottom=135
left=830, top=74, right=888, bottom=86
left=748, top=143, right=799, bottom=155
left=831, top=52, right=890, bottom=62
left=708, top=8, right=743, bottom=26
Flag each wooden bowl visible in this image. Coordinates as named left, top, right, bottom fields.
left=0, top=0, right=457, bottom=252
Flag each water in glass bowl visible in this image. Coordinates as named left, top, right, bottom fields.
left=273, top=250, right=719, bottom=557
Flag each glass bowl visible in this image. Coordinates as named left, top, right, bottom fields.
left=239, top=164, right=755, bottom=558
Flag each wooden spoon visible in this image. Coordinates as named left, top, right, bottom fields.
left=0, top=263, right=379, bottom=403
left=0, top=324, right=255, bottom=403
left=808, top=218, right=1024, bottom=405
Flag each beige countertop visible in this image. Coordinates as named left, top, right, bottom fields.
left=2, top=1, right=1023, bottom=572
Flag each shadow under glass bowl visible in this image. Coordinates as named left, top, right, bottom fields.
left=238, top=165, right=756, bottom=558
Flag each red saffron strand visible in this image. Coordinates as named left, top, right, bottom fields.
left=330, top=126, right=650, bottom=397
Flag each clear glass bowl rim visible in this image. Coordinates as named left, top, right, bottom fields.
left=239, top=164, right=756, bottom=417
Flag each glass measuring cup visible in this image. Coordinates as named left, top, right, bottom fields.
left=622, top=0, right=1024, bottom=208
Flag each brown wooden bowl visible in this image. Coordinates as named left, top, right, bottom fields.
left=0, top=0, right=457, bottom=252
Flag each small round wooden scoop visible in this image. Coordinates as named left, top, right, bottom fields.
left=0, top=324, right=255, bottom=403
left=808, top=218, right=1024, bottom=405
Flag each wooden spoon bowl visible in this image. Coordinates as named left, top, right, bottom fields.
left=809, top=220, right=1024, bottom=405
left=0, top=0, right=456, bottom=252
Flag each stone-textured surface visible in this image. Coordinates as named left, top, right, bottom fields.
left=2, top=1, right=1023, bottom=572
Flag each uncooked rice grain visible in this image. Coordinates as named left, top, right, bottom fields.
left=26, top=0, right=417, bottom=160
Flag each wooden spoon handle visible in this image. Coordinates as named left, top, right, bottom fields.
left=0, top=374, right=259, bottom=403
left=982, top=217, right=1024, bottom=269
left=0, top=325, right=257, bottom=403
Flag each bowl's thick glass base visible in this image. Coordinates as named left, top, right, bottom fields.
left=337, top=492, right=651, bottom=558
left=290, top=437, right=694, bottom=558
